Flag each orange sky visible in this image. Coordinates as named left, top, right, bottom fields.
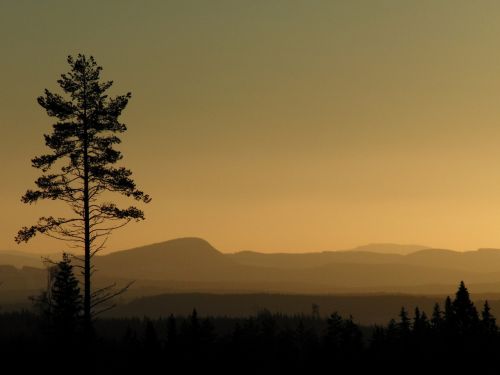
left=3, top=1, right=500, bottom=253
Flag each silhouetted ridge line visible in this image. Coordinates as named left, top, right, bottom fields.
left=110, top=237, right=222, bottom=256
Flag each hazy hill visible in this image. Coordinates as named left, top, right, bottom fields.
left=91, top=237, right=500, bottom=293
left=93, top=238, right=443, bottom=287
left=0, top=251, right=49, bottom=269
left=0, top=265, right=45, bottom=289
left=226, top=250, right=404, bottom=269
left=4, top=238, right=500, bottom=300
left=227, top=243, right=428, bottom=268
left=404, top=248, right=500, bottom=273
left=350, top=243, right=430, bottom=254
left=229, top=245, right=500, bottom=273
left=94, top=238, right=246, bottom=282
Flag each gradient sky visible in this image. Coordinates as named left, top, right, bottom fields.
left=3, top=0, right=500, bottom=253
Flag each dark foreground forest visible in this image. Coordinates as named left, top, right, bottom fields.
left=1, top=280, right=499, bottom=374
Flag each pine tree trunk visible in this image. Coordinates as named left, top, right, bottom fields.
left=83, top=135, right=91, bottom=335
left=82, top=72, right=92, bottom=337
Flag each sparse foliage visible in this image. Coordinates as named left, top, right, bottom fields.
left=16, top=54, right=150, bottom=334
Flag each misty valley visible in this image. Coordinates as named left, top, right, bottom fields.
left=2, top=238, right=500, bottom=372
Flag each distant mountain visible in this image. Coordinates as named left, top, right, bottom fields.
left=0, top=265, right=45, bottom=289
left=226, top=243, right=429, bottom=268
left=227, top=250, right=404, bottom=269
left=92, top=237, right=500, bottom=292
left=349, top=243, right=430, bottom=254
left=404, top=248, right=500, bottom=273
left=0, top=250, right=61, bottom=268
left=0, top=265, right=46, bottom=307
left=4, top=238, right=500, bottom=303
left=228, top=245, right=500, bottom=273
left=94, top=237, right=242, bottom=282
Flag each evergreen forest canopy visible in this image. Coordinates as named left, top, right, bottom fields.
left=0, top=276, right=498, bottom=373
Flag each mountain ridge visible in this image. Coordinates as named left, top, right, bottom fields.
left=3, top=238, right=500, bottom=299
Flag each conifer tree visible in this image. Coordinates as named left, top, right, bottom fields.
left=385, top=318, right=399, bottom=344
left=143, top=319, right=160, bottom=353
left=480, top=300, right=497, bottom=335
left=420, top=311, right=428, bottom=323
left=398, top=307, right=411, bottom=338
left=452, top=281, right=479, bottom=335
left=431, top=303, right=443, bottom=331
left=413, top=307, right=421, bottom=326
left=340, top=315, right=363, bottom=355
left=413, top=307, right=428, bottom=333
left=15, top=54, right=151, bottom=334
left=167, top=314, right=178, bottom=344
left=51, top=253, right=82, bottom=335
left=444, top=295, right=455, bottom=334
left=325, top=312, right=344, bottom=350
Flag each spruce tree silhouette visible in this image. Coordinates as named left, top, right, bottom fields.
left=385, top=318, right=399, bottom=347
left=480, top=300, right=497, bottom=336
left=325, top=312, right=343, bottom=351
left=15, top=54, right=151, bottom=336
left=413, top=307, right=429, bottom=335
left=166, top=313, right=178, bottom=360
left=143, top=319, right=160, bottom=353
left=430, top=303, right=443, bottom=331
left=339, top=315, right=363, bottom=358
left=51, top=253, right=82, bottom=337
left=398, top=307, right=411, bottom=339
left=29, top=253, right=82, bottom=340
left=452, top=281, right=479, bottom=335
left=443, top=295, right=455, bottom=337
left=323, top=311, right=363, bottom=362
left=183, top=308, right=201, bottom=351
left=166, top=314, right=178, bottom=346
left=428, top=303, right=445, bottom=355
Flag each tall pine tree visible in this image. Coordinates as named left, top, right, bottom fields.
left=15, top=54, right=151, bottom=335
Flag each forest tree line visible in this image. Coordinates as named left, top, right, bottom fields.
left=0, top=255, right=498, bottom=373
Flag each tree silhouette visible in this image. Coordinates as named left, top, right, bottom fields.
left=51, top=253, right=82, bottom=337
left=398, top=307, right=411, bottom=338
left=325, top=312, right=343, bottom=351
left=15, top=54, right=151, bottom=335
left=413, top=307, right=429, bottom=335
left=480, top=300, right=497, bottom=336
left=30, top=253, right=82, bottom=340
left=430, top=303, right=443, bottom=331
left=143, top=319, right=160, bottom=353
left=166, top=313, right=178, bottom=357
left=452, top=281, right=479, bottom=335
left=443, top=295, right=455, bottom=336
left=324, top=312, right=362, bottom=360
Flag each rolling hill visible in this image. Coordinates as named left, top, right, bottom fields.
left=4, top=238, right=500, bottom=303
